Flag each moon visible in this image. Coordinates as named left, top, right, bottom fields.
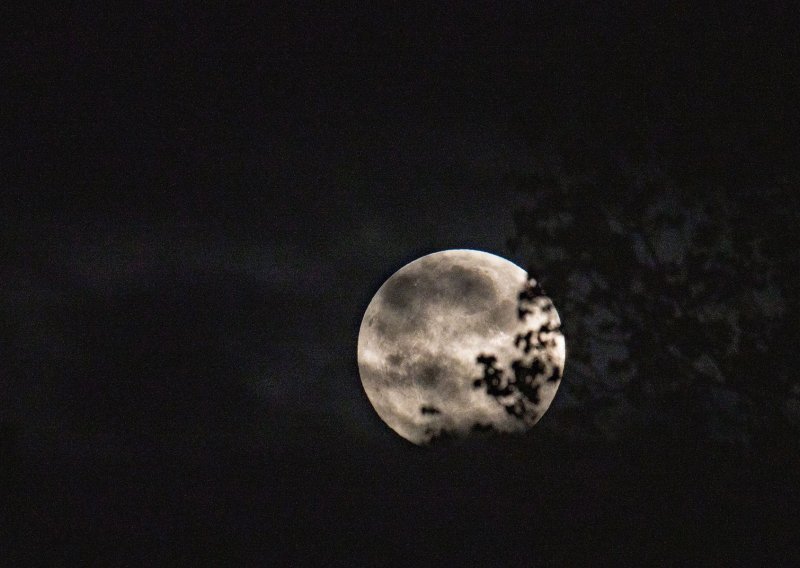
left=357, top=249, right=566, bottom=445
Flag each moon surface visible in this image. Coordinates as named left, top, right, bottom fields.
left=357, top=249, right=565, bottom=445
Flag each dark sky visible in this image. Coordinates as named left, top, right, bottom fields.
left=3, top=4, right=799, bottom=565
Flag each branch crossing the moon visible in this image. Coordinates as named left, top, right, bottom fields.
left=474, top=277, right=563, bottom=422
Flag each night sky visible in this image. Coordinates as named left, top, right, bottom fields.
left=4, top=4, right=800, bottom=565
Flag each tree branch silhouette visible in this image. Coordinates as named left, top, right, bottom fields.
left=503, top=159, right=800, bottom=444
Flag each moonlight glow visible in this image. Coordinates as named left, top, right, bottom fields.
left=357, top=249, right=565, bottom=445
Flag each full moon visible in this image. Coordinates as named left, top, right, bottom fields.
left=357, top=249, right=566, bottom=445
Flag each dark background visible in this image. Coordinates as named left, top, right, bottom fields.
left=3, top=4, right=799, bottom=565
